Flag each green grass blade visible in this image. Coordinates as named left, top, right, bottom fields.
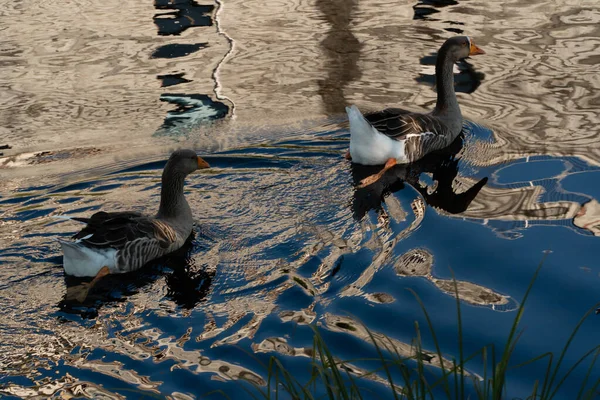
left=362, top=324, right=401, bottom=400
left=406, top=288, right=453, bottom=398
left=314, top=329, right=352, bottom=400
left=581, top=376, right=600, bottom=400
left=491, top=342, right=497, bottom=399
left=482, top=345, right=488, bottom=399
left=275, top=361, right=280, bottom=400
left=543, top=302, right=600, bottom=399
left=576, top=348, right=600, bottom=400
left=267, top=356, right=274, bottom=400
left=508, top=352, right=552, bottom=371
left=549, top=345, right=600, bottom=400
left=448, top=270, right=465, bottom=400
left=313, top=330, right=338, bottom=399
left=413, top=323, right=424, bottom=398
left=493, top=252, right=548, bottom=399
left=343, top=366, right=364, bottom=400
left=530, top=380, right=539, bottom=400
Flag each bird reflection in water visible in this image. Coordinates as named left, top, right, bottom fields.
left=59, top=232, right=214, bottom=318
left=351, top=134, right=488, bottom=220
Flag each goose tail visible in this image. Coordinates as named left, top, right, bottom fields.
left=58, top=239, right=116, bottom=277
left=346, top=105, right=379, bottom=140
left=346, top=105, right=407, bottom=165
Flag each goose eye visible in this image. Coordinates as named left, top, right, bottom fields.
left=462, top=41, right=467, bottom=46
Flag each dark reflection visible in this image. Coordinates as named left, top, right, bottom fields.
left=444, top=27, right=464, bottom=34
left=413, top=6, right=440, bottom=20
left=416, top=54, right=484, bottom=94
left=164, top=260, right=213, bottom=310
left=316, top=0, right=362, bottom=114
left=0, top=143, right=10, bottom=156
left=152, top=0, right=229, bottom=133
left=418, top=0, right=458, bottom=6
left=153, top=0, right=214, bottom=36
left=157, top=73, right=192, bottom=87
left=413, top=0, right=457, bottom=20
left=151, top=43, right=208, bottom=59
left=351, top=134, right=488, bottom=220
left=412, top=0, right=468, bottom=37
left=58, top=232, right=214, bottom=319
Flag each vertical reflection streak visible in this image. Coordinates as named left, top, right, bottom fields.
left=316, top=0, right=362, bottom=114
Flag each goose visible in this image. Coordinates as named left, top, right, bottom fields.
left=345, top=36, right=485, bottom=188
left=56, top=149, right=210, bottom=301
left=350, top=134, right=488, bottom=220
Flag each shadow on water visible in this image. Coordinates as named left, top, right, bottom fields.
left=316, top=0, right=362, bottom=114
left=58, top=232, right=215, bottom=319
left=416, top=54, right=485, bottom=95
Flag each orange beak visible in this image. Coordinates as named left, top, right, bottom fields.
left=197, top=157, right=210, bottom=169
left=469, top=41, right=485, bottom=56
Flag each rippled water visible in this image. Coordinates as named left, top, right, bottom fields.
left=1, top=0, right=599, bottom=398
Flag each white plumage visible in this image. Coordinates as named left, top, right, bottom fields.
left=54, top=215, right=117, bottom=277
left=346, top=105, right=408, bottom=165
left=58, top=239, right=118, bottom=277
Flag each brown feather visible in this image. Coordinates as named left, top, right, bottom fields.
left=72, top=211, right=176, bottom=250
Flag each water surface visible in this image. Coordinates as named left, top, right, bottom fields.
left=1, top=0, right=599, bottom=398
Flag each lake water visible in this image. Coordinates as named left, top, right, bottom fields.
left=0, top=0, right=599, bottom=398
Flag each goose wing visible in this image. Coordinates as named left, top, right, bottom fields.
left=72, top=211, right=177, bottom=250
left=365, top=108, right=450, bottom=140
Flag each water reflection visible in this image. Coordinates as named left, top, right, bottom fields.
left=151, top=43, right=208, bottom=59
left=1, top=0, right=600, bottom=396
left=157, top=72, right=192, bottom=87
left=59, top=233, right=215, bottom=318
left=157, top=94, right=230, bottom=134
left=413, top=0, right=458, bottom=21
left=351, top=135, right=488, bottom=220
left=153, top=0, right=214, bottom=36
left=153, top=0, right=231, bottom=135
left=574, top=199, right=600, bottom=236
left=394, top=248, right=515, bottom=310
left=316, top=0, right=362, bottom=114
left=416, top=55, right=484, bottom=94
left=253, top=335, right=403, bottom=390
left=0, top=135, right=598, bottom=397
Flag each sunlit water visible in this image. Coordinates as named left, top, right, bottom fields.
left=1, top=0, right=599, bottom=398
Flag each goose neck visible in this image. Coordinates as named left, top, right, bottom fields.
left=157, top=170, right=190, bottom=220
left=433, top=49, right=460, bottom=117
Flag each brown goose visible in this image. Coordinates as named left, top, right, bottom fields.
left=346, top=36, right=485, bottom=187
left=57, top=149, right=209, bottom=292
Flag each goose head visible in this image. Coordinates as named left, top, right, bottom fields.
left=442, top=36, right=485, bottom=61
left=165, top=149, right=210, bottom=177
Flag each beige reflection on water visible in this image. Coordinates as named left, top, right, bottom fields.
left=0, top=0, right=597, bottom=172
left=0, top=0, right=597, bottom=235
